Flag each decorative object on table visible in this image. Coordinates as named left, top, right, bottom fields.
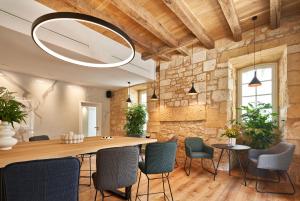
left=29, top=135, right=49, bottom=141
left=248, top=142, right=295, bottom=194
left=61, top=131, right=84, bottom=144
left=31, top=12, right=135, bottom=68
left=212, top=144, right=250, bottom=186
left=221, top=122, right=242, bottom=146
left=184, top=137, right=216, bottom=177
left=124, top=104, right=146, bottom=137
left=100, top=136, right=113, bottom=140
left=0, top=87, right=27, bottom=150
left=248, top=16, right=262, bottom=87
left=238, top=103, right=280, bottom=149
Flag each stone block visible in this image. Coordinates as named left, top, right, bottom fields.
left=288, top=86, right=300, bottom=103
left=288, top=44, right=300, bottom=54
left=203, top=59, right=216, bottom=71
left=218, top=78, right=228, bottom=89
left=196, top=73, right=206, bottom=81
left=212, top=90, right=228, bottom=102
left=214, top=69, right=228, bottom=78
left=160, top=79, right=171, bottom=86
left=192, top=50, right=206, bottom=64
left=160, top=92, right=173, bottom=99
left=160, top=61, right=170, bottom=70
left=288, top=71, right=300, bottom=85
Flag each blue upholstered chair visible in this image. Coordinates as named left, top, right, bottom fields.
left=92, top=146, right=139, bottom=201
left=135, top=142, right=177, bottom=201
left=184, top=137, right=216, bottom=177
left=29, top=135, right=49, bottom=141
left=3, top=157, right=80, bottom=201
left=248, top=142, right=296, bottom=194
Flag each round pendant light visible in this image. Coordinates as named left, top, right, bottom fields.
left=248, top=16, right=262, bottom=87
left=31, top=12, right=135, bottom=68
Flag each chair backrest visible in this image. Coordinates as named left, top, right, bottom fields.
left=3, top=157, right=80, bottom=201
left=185, top=137, right=204, bottom=152
left=270, top=142, right=295, bottom=166
left=29, top=135, right=49, bottom=142
left=95, top=146, right=139, bottom=190
left=144, top=142, right=177, bottom=174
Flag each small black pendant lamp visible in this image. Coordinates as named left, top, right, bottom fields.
left=188, top=45, right=198, bottom=95
left=126, top=81, right=132, bottom=103
left=249, top=16, right=262, bottom=87
left=151, top=61, right=159, bottom=101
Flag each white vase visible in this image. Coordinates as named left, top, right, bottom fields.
left=0, top=121, right=18, bottom=150
left=228, top=138, right=236, bottom=146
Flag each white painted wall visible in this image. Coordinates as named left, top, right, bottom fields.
left=0, top=70, right=110, bottom=140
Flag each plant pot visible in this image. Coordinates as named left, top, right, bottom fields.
left=0, top=121, right=18, bottom=150
left=228, top=138, right=236, bottom=146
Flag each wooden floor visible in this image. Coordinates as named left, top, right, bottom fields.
left=79, top=158, right=300, bottom=201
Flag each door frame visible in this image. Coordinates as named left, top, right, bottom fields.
left=79, top=101, right=102, bottom=136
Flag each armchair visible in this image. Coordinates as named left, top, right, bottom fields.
left=184, top=137, right=216, bottom=177
left=248, top=142, right=296, bottom=195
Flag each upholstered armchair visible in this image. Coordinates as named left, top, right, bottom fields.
left=248, top=142, right=296, bottom=195
left=184, top=137, right=215, bottom=177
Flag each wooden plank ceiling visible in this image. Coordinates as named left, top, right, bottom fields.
left=37, top=0, right=300, bottom=61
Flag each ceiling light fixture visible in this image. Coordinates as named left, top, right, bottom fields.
left=188, top=45, right=198, bottom=95
left=126, top=81, right=132, bottom=103
left=248, top=16, right=262, bottom=87
left=31, top=12, right=135, bottom=68
left=151, top=61, right=159, bottom=101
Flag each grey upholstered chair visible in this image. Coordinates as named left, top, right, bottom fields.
left=135, top=141, right=177, bottom=201
left=29, top=135, right=49, bottom=141
left=168, top=135, right=179, bottom=167
left=3, top=157, right=80, bottom=201
left=92, top=146, right=139, bottom=201
left=184, top=137, right=215, bottom=177
left=248, top=142, right=296, bottom=194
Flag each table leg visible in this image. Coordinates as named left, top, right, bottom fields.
left=0, top=168, right=6, bottom=201
left=234, top=151, right=247, bottom=186
left=214, top=149, right=224, bottom=180
left=228, top=150, right=231, bottom=176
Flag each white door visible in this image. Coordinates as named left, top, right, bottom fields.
left=80, top=103, right=101, bottom=137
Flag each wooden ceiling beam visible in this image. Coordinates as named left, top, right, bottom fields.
left=270, top=0, right=281, bottom=29
left=217, top=0, right=242, bottom=41
left=176, top=47, right=189, bottom=56
left=110, top=0, right=179, bottom=47
left=142, top=38, right=199, bottom=60
left=159, top=54, right=172, bottom=61
left=162, top=0, right=214, bottom=49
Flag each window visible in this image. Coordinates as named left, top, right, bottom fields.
left=138, top=90, right=147, bottom=132
left=237, top=63, right=277, bottom=116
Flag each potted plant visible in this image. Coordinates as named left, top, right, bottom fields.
left=0, top=87, right=27, bottom=150
left=238, top=103, right=280, bottom=149
left=221, top=122, right=241, bottom=146
left=124, top=104, right=147, bottom=137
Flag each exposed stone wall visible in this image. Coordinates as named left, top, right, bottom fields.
left=111, top=15, right=300, bottom=183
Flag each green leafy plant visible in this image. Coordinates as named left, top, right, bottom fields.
left=221, top=122, right=242, bottom=138
left=124, top=104, right=147, bottom=137
left=0, top=87, right=27, bottom=127
left=238, top=103, right=279, bottom=149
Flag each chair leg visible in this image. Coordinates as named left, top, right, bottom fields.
left=184, top=157, right=192, bottom=176
left=166, top=173, right=174, bottom=201
left=100, top=189, right=105, bottom=201
left=256, top=169, right=296, bottom=195
left=135, top=171, right=142, bottom=201
left=89, top=155, right=92, bottom=186
left=146, top=175, right=150, bottom=201
left=127, top=186, right=132, bottom=201
left=162, top=173, right=167, bottom=201
left=94, top=190, right=98, bottom=201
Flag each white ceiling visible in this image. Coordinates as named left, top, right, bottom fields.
left=0, top=0, right=155, bottom=89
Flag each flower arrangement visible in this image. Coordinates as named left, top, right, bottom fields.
left=221, top=123, right=242, bottom=138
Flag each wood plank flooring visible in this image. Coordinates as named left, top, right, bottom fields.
left=79, top=158, right=300, bottom=201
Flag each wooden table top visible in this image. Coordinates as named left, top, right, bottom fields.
left=0, top=136, right=157, bottom=168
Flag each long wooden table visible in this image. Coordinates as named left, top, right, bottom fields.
left=0, top=136, right=157, bottom=168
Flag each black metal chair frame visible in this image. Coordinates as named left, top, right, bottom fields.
left=254, top=168, right=295, bottom=195
left=135, top=171, right=174, bottom=201
left=79, top=153, right=96, bottom=186
left=94, top=186, right=133, bottom=201
left=184, top=156, right=216, bottom=178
